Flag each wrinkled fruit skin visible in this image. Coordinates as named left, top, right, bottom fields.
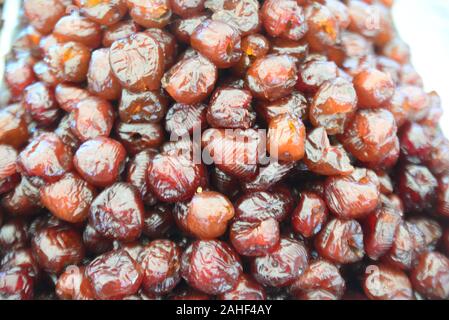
left=181, top=240, right=242, bottom=295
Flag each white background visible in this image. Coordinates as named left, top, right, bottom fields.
left=394, top=0, right=449, bottom=135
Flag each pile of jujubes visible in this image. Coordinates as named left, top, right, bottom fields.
left=0, top=0, right=448, bottom=300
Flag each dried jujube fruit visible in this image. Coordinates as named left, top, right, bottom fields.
left=89, top=183, right=144, bottom=242
left=181, top=240, right=242, bottom=295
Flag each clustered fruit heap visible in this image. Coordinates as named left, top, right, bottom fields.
left=0, top=0, right=448, bottom=300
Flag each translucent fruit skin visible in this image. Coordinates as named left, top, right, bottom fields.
left=147, top=154, right=205, bottom=203
left=5, top=0, right=449, bottom=302
left=17, top=133, right=73, bottom=183
left=251, top=238, right=309, bottom=288
left=185, top=191, right=235, bottom=240
left=191, top=20, right=242, bottom=69
left=261, top=0, right=308, bottom=41
left=315, top=219, right=365, bottom=264
left=162, top=53, right=217, bottom=104
left=85, top=249, right=143, bottom=300
left=267, top=114, right=306, bottom=163
left=246, top=54, right=298, bottom=102
left=74, top=137, right=127, bottom=188
left=362, top=264, right=413, bottom=300
left=290, top=260, right=346, bottom=299
left=411, top=252, right=449, bottom=300
left=31, top=226, right=85, bottom=274
left=181, top=240, right=242, bottom=295
left=137, top=240, right=181, bottom=295
left=109, top=33, right=164, bottom=92
left=40, top=173, right=96, bottom=223
left=324, top=168, right=380, bottom=220
left=89, top=183, right=144, bottom=242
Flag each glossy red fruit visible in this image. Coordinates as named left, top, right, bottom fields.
left=191, top=20, right=242, bottom=68
left=206, top=87, right=254, bottom=129
left=242, top=161, right=296, bottom=192
left=0, top=220, right=29, bottom=253
left=218, top=274, right=266, bottom=300
left=82, top=223, right=113, bottom=256
left=0, top=248, right=39, bottom=280
left=137, top=240, right=181, bottom=295
left=411, top=252, right=449, bottom=300
left=363, top=207, right=402, bottom=261
left=443, top=229, right=449, bottom=257
left=267, top=114, right=306, bottom=163
left=397, top=164, right=438, bottom=213
left=252, top=238, right=309, bottom=287
left=292, top=192, right=328, bottom=238
left=235, top=188, right=294, bottom=223
left=89, top=183, right=144, bottom=242
left=206, top=0, right=261, bottom=36
left=55, top=84, right=91, bottom=113
left=304, top=127, right=354, bottom=176
left=72, top=97, right=115, bottom=142
left=32, top=226, right=85, bottom=274
left=399, top=122, right=432, bottom=163
left=162, top=53, right=217, bottom=104
left=75, top=0, right=128, bottom=26
left=102, top=20, right=141, bottom=47
left=23, top=82, right=60, bottom=126
left=290, top=260, right=346, bottom=299
left=87, top=48, right=121, bottom=100
left=305, top=2, right=340, bottom=52
left=171, top=14, right=210, bottom=44
left=115, top=122, right=164, bottom=155
left=246, top=54, right=298, bottom=101
left=147, top=153, right=205, bottom=203
left=56, top=266, right=96, bottom=300
left=45, top=41, right=91, bottom=83
left=126, top=0, right=172, bottom=28
left=0, top=108, right=29, bottom=149
left=40, top=173, right=97, bottom=223
left=0, top=267, right=34, bottom=300
left=310, top=77, right=358, bottom=135
left=181, top=240, right=242, bottom=295
left=0, top=145, right=19, bottom=195
left=74, top=137, right=127, bottom=188
left=143, top=205, right=174, bottom=239
left=384, top=221, right=426, bottom=271
left=362, top=264, right=413, bottom=300
left=204, top=128, right=261, bottom=179
left=110, top=32, right=164, bottom=92
left=437, top=175, right=449, bottom=218
left=409, top=217, right=442, bottom=251
left=119, top=89, right=168, bottom=124
left=185, top=191, right=234, bottom=240
left=261, top=0, right=307, bottom=41
left=296, top=57, right=338, bottom=93
left=17, top=133, right=73, bottom=183
left=256, top=91, right=308, bottom=125
left=54, top=14, right=103, bottom=48
left=353, top=69, right=395, bottom=108
left=126, top=150, right=158, bottom=206
left=170, top=0, right=204, bottom=18
left=85, top=249, right=143, bottom=300
left=230, top=218, right=280, bottom=257
left=315, top=219, right=365, bottom=264
left=324, top=168, right=380, bottom=220
left=24, top=0, right=66, bottom=34
left=5, top=59, right=36, bottom=99
left=340, top=109, right=400, bottom=168
left=1, top=176, right=42, bottom=217
left=166, top=103, right=207, bottom=136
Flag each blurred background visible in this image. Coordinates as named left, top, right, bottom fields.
left=393, top=0, right=449, bottom=135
